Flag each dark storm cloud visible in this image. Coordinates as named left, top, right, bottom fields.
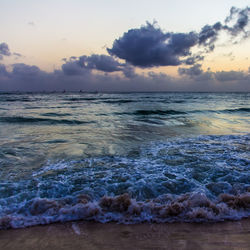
left=198, top=22, right=222, bottom=51
left=107, top=22, right=216, bottom=67
left=61, top=59, right=89, bottom=76
left=0, top=43, right=11, bottom=59
left=58, top=5, right=250, bottom=86
left=108, top=7, right=250, bottom=67
left=61, top=54, right=136, bottom=78
left=61, top=54, right=122, bottom=74
left=107, top=22, right=198, bottom=67
left=86, top=54, right=123, bottom=72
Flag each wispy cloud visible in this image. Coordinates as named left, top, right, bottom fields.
left=27, top=21, right=35, bottom=26
left=0, top=43, right=11, bottom=60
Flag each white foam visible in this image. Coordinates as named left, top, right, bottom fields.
left=1, top=134, right=249, bottom=229
left=0, top=192, right=250, bottom=229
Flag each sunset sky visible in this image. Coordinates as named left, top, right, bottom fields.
left=0, top=0, right=250, bottom=91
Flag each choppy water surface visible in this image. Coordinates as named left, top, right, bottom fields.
left=0, top=92, right=249, bottom=228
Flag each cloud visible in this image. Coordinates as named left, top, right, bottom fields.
left=0, top=61, right=249, bottom=92
left=222, top=52, right=235, bottom=61
left=0, top=43, right=11, bottom=60
left=225, top=7, right=250, bottom=36
left=28, top=21, right=35, bottom=26
left=61, top=54, right=136, bottom=78
left=61, top=54, right=123, bottom=75
left=107, top=22, right=198, bottom=67
left=12, top=52, right=23, bottom=60
left=12, top=63, right=42, bottom=77
left=0, top=6, right=250, bottom=92
left=198, top=22, right=222, bottom=51
left=0, top=64, right=8, bottom=77
left=197, top=6, right=250, bottom=49
left=108, top=7, right=250, bottom=68
left=61, top=59, right=89, bottom=76
left=178, top=64, right=204, bottom=77
left=0, top=43, right=22, bottom=60
left=13, top=52, right=22, bottom=57
left=178, top=64, right=214, bottom=82
left=184, top=55, right=204, bottom=65
left=178, top=64, right=250, bottom=83
left=214, top=70, right=249, bottom=81
left=0, top=63, right=52, bottom=92
left=122, top=64, right=137, bottom=78
left=85, top=54, right=123, bottom=72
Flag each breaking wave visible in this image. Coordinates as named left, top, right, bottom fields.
left=0, top=192, right=250, bottom=229
left=0, top=134, right=249, bottom=229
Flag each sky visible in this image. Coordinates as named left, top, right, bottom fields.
left=0, top=0, right=250, bottom=92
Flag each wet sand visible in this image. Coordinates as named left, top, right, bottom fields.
left=1, top=219, right=250, bottom=250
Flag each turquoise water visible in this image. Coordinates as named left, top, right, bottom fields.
left=0, top=92, right=249, bottom=228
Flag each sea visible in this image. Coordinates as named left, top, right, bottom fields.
left=0, top=92, right=249, bottom=229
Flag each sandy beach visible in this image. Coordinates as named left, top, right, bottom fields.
left=1, top=219, right=250, bottom=250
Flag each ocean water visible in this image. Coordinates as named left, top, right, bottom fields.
left=0, top=92, right=249, bottom=228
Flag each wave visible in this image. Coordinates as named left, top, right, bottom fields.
left=223, top=108, right=250, bottom=113
left=66, top=98, right=137, bottom=104
left=40, top=112, right=72, bottom=117
left=134, top=110, right=187, bottom=116
left=0, top=98, right=36, bottom=102
left=0, top=134, right=249, bottom=229
left=67, top=97, right=97, bottom=101
left=0, top=192, right=250, bottom=229
left=103, top=99, right=187, bottom=104
left=103, top=100, right=136, bottom=104
left=113, top=109, right=186, bottom=116
left=189, top=107, right=250, bottom=114
left=0, top=116, right=93, bottom=125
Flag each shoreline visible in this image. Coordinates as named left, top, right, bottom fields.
left=1, top=219, right=250, bottom=249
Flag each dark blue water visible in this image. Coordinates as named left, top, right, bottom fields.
left=0, top=92, right=249, bottom=228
